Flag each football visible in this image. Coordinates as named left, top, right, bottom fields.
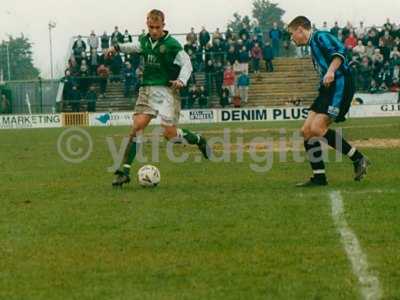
left=137, top=165, right=161, bottom=187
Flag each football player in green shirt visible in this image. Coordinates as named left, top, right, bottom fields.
left=109, top=9, right=211, bottom=187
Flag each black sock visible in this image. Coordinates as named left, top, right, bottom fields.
left=304, top=139, right=327, bottom=182
left=323, top=129, right=363, bottom=162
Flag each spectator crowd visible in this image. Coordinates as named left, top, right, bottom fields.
left=63, top=18, right=400, bottom=112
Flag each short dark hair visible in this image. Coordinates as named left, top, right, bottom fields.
left=288, top=16, right=312, bottom=31
left=147, top=9, right=165, bottom=22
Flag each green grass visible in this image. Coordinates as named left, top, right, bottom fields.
left=0, top=117, right=399, bottom=299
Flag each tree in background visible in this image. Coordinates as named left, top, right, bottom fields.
left=0, top=35, right=40, bottom=81
left=252, top=0, right=285, bottom=32
left=228, top=0, right=285, bottom=35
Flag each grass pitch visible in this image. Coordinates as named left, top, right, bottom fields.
left=0, top=117, right=399, bottom=299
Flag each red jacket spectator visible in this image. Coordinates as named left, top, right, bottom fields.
left=223, top=68, right=236, bottom=86
left=251, top=45, right=263, bottom=60
left=345, top=34, right=358, bottom=49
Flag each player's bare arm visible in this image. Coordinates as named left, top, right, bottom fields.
left=323, top=56, right=343, bottom=87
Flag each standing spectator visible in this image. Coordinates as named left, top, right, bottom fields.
left=97, top=64, right=110, bottom=98
left=123, top=62, right=136, bottom=97
left=70, top=85, right=81, bottom=112
left=282, top=26, right=292, bottom=57
left=212, top=28, right=223, bottom=43
left=356, top=21, right=367, bottom=38
left=251, top=43, right=263, bottom=74
left=263, top=42, right=274, bottom=72
left=344, top=33, right=358, bottom=50
left=223, top=65, right=236, bottom=102
left=0, top=94, right=10, bottom=114
left=88, top=31, right=99, bottom=50
left=353, top=40, right=366, bottom=57
left=61, top=70, right=77, bottom=101
left=214, top=61, right=224, bottom=100
left=365, top=41, right=375, bottom=58
left=269, top=22, right=282, bottom=57
left=320, top=21, right=330, bottom=32
left=78, top=61, right=90, bottom=98
left=379, top=39, right=391, bottom=62
left=111, top=26, right=123, bottom=46
left=199, top=27, right=211, bottom=50
left=237, top=72, right=250, bottom=104
left=383, top=18, right=393, bottom=32
left=187, top=85, right=197, bottom=109
left=226, top=27, right=235, bottom=41
left=123, top=30, right=133, bottom=43
left=382, top=31, right=395, bottom=49
left=358, top=57, right=372, bottom=91
left=330, top=21, right=340, bottom=38
left=110, top=52, right=123, bottom=82
left=89, top=48, right=100, bottom=76
left=86, top=85, right=97, bottom=112
left=220, top=87, right=230, bottom=108
left=197, top=86, right=209, bottom=108
left=72, top=35, right=87, bottom=62
left=186, top=27, right=198, bottom=44
left=341, top=22, right=353, bottom=41
left=238, top=46, right=250, bottom=74
left=101, top=31, right=110, bottom=50
left=204, top=59, right=215, bottom=95
left=226, top=45, right=238, bottom=66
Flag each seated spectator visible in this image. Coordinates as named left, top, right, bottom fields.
left=263, top=42, right=274, bottom=72
left=251, top=43, right=263, bottom=74
left=237, top=71, right=250, bottom=103
left=101, top=31, right=110, bottom=50
left=88, top=30, right=99, bottom=50
left=123, top=30, right=133, bottom=43
left=223, top=65, right=236, bottom=102
left=97, top=64, right=110, bottom=98
left=123, top=62, right=136, bottom=98
left=86, top=84, right=97, bottom=112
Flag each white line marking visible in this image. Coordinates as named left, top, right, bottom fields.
left=330, top=191, right=382, bottom=300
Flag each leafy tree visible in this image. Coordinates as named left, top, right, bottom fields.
left=252, top=0, right=286, bottom=32
left=0, top=34, right=40, bottom=81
